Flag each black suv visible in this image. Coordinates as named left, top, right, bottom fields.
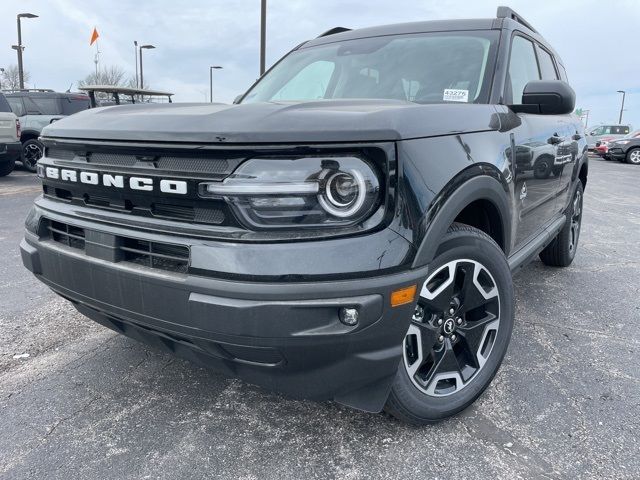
left=5, top=90, right=89, bottom=172
left=21, top=7, right=587, bottom=424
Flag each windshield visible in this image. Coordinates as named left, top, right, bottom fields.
left=242, top=31, right=499, bottom=105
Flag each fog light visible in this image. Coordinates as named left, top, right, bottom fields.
left=339, top=307, right=359, bottom=326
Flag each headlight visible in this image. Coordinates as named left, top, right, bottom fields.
left=199, top=156, right=382, bottom=229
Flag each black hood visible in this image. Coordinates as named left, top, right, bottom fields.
left=42, top=100, right=500, bottom=144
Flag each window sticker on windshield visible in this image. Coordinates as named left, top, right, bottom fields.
left=443, top=89, right=469, bottom=102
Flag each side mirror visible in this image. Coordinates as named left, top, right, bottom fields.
left=510, top=80, right=575, bottom=115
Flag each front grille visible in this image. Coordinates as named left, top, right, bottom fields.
left=43, top=219, right=190, bottom=273
left=47, top=220, right=85, bottom=250
left=46, top=148, right=242, bottom=176
left=119, top=238, right=189, bottom=273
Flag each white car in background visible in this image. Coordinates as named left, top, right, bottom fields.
left=0, top=93, right=21, bottom=177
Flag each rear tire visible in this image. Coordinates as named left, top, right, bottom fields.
left=384, top=223, right=514, bottom=425
left=21, top=139, right=44, bottom=173
left=626, top=147, right=640, bottom=165
left=540, top=182, right=584, bottom=267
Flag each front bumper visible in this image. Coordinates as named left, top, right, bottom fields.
left=0, top=141, right=22, bottom=164
left=21, top=201, right=427, bottom=412
left=607, top=147, right=626, bottom=161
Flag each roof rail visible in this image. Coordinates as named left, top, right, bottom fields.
left=317, top=27, right=351, bottom=38
left=496, top=6, right=538, bottom=34
left=1, top=88, right=55, bottom=93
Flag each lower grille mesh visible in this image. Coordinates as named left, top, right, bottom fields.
left=44, top=219, right=189, bottom=274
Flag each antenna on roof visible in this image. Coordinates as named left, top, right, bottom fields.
left=496, top=6, right=538, bottom=34
left=317, top=27, right=351, bottom=38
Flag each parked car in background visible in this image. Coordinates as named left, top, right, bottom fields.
left=0, top=92, right=21, bottom=177
left=606, top=130, right=640, bottom=164
left=586, top=124, right=631, bottom=150
left=4, top=90, right=90, bottom=172
left=597, top=130, right=640, bottom=160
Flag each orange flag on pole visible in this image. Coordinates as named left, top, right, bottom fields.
left=90, top=27, right=99, bottom=46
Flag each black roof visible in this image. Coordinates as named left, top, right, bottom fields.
left=305, top=19, right=500, bottom=48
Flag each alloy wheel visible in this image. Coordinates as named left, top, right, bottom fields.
left=23, top=142, right=43, bottom=170
left=629, top=149, right=640, bottom=164
left=569, top=187, right=582, bottom=253
left=403, top=259, right=500, bottom=397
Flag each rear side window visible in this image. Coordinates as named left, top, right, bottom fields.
left=536, top=47, right=558, bottom=80
left=611, top=126, right=629, bottom=135
left=508, top=35, right=540, bottom=104
left=61, top=96, right=90, bottom=115
left=0, top=94, right=11, bottom=113
left=26, top=97, right=61, bottom=115
left=6, top=97, right=25, bottom=117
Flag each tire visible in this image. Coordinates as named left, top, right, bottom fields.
left=533, top=156, right=552, bottom=179
left=384, top=223, right=514, bottom=424
left=539, top=181, right=584, bottom=267
left=21, top=139, right=44, bottom=173
left=0, top=161, right=15, bottom=177
left=626, top=147, right=640, bottom=165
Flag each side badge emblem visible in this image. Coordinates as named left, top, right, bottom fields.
left=520, top=182, right=527, bottom=200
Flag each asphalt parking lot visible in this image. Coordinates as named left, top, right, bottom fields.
left=0, top=157, right=638, bottom=479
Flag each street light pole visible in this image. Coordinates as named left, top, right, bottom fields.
left=209, top=66, right=223, bottom=103
left=617, top=90, right=626, bottom=124
left=16, top=13, right=38, bottom=90
left=139, top=44, right=155, bottom=97
left=260, top=0, right=266, bottom=75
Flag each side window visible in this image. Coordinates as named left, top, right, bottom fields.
left=29, top=97, right=61, bottom=115
left=536, top=47, right=558, bottom=80
left=271, top=61, right=335, bottom=101
left=508, top=35, right=540, bottom=104
left=7, top=97, right=26, bottom=117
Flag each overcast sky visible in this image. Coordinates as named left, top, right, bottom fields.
left=1, top=0, right=639, bottom=128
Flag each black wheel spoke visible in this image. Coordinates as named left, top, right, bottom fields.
left=457, top=313, right=499, bottom=367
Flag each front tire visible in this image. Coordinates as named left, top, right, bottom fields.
left=21, top=139, right=44, bottom=173
left=384, top=224, right=514, bottom=424
left=626, top=147, right=640, bottom=165
left=0, top=161, right=15, bottom=177
left=539, top=181, right=584, bottom=267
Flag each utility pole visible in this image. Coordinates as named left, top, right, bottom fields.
left=0, top=68, right=4, bottom=90
left=209, top=66, right=223, bottom=103
left=617, top=90, right=626, bottom=124
left=134, top=41, right=139, bottom=88
left=15, top=13, right=38, bottom=90
left=260, top=0, right=266, bottom=75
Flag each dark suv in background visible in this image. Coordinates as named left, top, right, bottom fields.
left=22, top=7, right=587, bottom=424
left=5, top=90, right=89, bottom=172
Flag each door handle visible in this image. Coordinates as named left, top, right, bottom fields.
left=547, top=135, right=563, bottom=145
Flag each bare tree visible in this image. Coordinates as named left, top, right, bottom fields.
left=78, top=65, right=127, bottom=88
left=1, top=64, right=31, bottom=91
left=125, top=76, right=148, bottom=90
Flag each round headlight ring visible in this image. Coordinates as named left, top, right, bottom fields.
left=318, top=168, right=368, bottom=218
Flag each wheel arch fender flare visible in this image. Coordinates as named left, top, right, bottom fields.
left=411, top=173, right=512, bottom=268
left=20, top=129, right=41, bottom=142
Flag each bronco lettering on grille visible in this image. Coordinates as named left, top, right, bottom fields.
left=43, top=167, right=187, bottom=194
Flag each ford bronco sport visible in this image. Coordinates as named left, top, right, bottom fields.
left=21, top=7, right=587, bottom=424
left=5, top=90, right=89, bottom=172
